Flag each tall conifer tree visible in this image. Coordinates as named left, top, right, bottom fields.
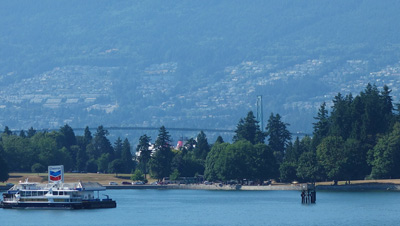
left=233, top=111, right=265, bottom=144
left=121, top=138, right=134, bottom=173
left=265, top=113, right=291, bottom=164
left=137, top=134, right=152, bottom=179
left=150, top=126, right=174, bottom=180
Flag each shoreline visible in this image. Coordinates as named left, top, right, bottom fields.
left=2, top=183, right=400, bottom=192
left=104, top=183, right=400, bottom=191
left=3, top=173, right=400, bottom=192
left=103, top=184, right=303, bottom=191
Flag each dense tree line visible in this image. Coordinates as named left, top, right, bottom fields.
left=139, top=84, right=400, bottom=184
left=2, top=84, right=400, bottom=184
left=136, top=126, right=208, bottom=182
left=0, top=125, right=134, bottom=181
left=280, top=84, right=400, bottom=183
left=134, top=111, right=286, bottom=183
left=204, top=112, right=283, bottom=183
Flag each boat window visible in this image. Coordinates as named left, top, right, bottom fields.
left=53, top=191, right=58, bottom=196
left=38, top=191, right=44, bottom=196
left=21, top=191, right=26, bottom=197
left=59, top=191, right=64, bottom=195
left=32, top=191, right=38, bottom=196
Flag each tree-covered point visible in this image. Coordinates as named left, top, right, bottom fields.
left=280, top=84, right=400, bottom=183
left=0, top=125, right=135, bottom=175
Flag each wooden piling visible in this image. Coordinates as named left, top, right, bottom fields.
left=301, top=183, right=316, bottom=204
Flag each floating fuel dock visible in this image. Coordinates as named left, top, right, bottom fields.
left=0, top=165, right=116, bottom=209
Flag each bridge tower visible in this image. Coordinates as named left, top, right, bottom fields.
left=256, top=95, right=263, bottom=131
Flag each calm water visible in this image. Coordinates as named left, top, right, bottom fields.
left=1, top=189, right=400, bottom=226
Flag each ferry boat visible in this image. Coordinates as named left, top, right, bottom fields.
left=0, top=165, right=116, bottom=209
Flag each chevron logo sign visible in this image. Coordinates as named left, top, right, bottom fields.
left=48, top=165, right=64, bottom=183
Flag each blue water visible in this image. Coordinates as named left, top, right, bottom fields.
left=1, top=189, right=400, bottom=226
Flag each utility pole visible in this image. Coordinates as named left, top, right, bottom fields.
left=256, top=95, right=263, bottom=131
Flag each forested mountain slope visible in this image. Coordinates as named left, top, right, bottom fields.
left=1, top=1, right=400, bottom=140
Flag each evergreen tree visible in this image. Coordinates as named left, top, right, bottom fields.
left=233, top=111, right=265, bottom=144
left=150, top=126, right=174, bottom=180
left=83, top=126, right=92, bottom=145
left=394, top=103, right=400, bottom=123
left=92, top=125, right=114, bottom=160
left=3, top=126, right=12, bottom=136
left=27, top=127, right=36, bottom=138
left=312, top=102, right=330, bottom=149
left=349, top=96, right=364, bottom=140
left=114, top=137, right=123, bottom=160
left=360, top=84, right=383, bottom=138
left=121, top=138, right=134, bottom=173
left=284, top=137, right=304, bottom=163
left=265, top=113, right=291, bottom=164
left=76, top=144, right=88, bottom=172
left=69, top=145, right=80, bottom=170
left=300, top=136, right=313, bottom=153
left=149, top=148, right=174, bottom=180
left=215, top=136, right=224, bottom=144
left=19, top=130, right=26, bottom=138
left=380, top=85, right=394, bottom=132
left=59, top=124, right=77, bottom=150
left=136, top=134, right=152, bottom=179
left=279, top=137, right=305, bottom=182
left=194, top=131, right=210, bottom=160
left=155, top=126, right=171, bottom=150
left=330, top=93, right=353, bottom=140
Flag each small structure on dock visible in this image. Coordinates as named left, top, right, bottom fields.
left=301, top=183, right=316, bottom=204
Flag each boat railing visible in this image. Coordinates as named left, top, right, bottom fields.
left=3, top=197, right=17, bottom=202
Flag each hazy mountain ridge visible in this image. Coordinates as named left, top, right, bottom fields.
left=1, top=1, right=400, bottom=140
